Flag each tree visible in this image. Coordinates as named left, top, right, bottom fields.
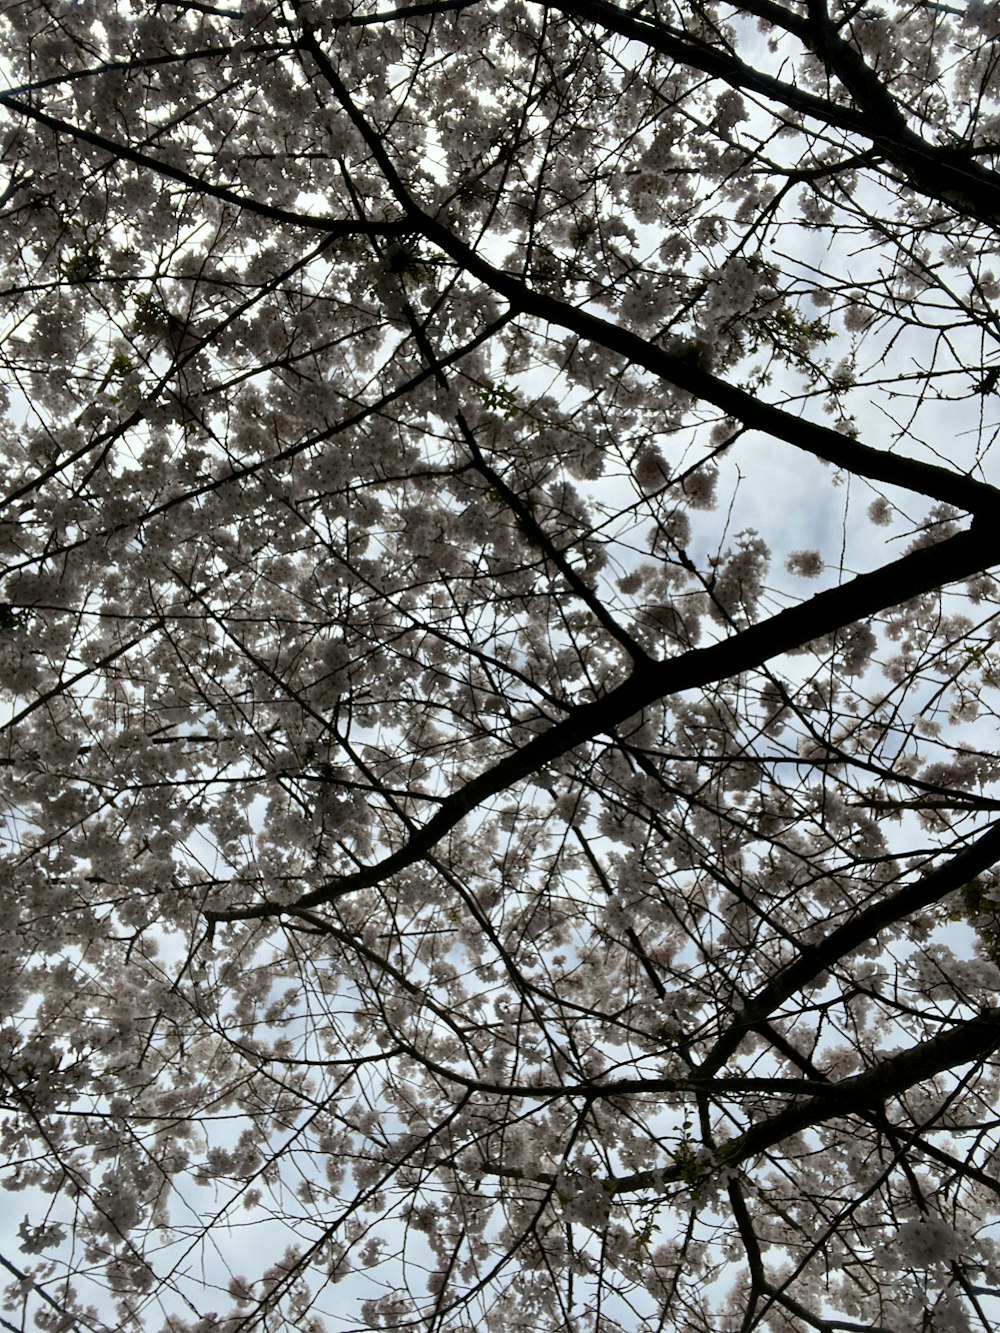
left=1, top=0, right=1000, bottom=1327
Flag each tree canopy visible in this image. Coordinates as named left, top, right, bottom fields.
left=2, top=1, right=1000, bottom=1329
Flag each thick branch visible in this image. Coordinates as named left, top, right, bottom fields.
left=699, top=818, right=1000, bottom=1075
left=207, top=526, right=997, bottom=922
left=737, top=0, right=1000, bottom=223
left=298, top=33, right=1000, bottom=518
left=484, top=1008, right=1000, bottom=1197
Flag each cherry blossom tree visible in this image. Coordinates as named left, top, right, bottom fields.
left=2, top=0, right=1000, bottom=1328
